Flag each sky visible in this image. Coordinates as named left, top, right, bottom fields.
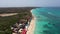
left=0, top=0, right=60, bottom=7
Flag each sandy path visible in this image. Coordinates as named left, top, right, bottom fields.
left=27, top=10, right=36, bottom=34
left=0, top=13, right=18, bottom=17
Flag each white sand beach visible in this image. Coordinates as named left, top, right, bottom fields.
left=27, top=10, right=36, bottom=34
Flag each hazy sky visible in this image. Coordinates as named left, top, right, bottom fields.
left=0, top=0, right=60, bottom=7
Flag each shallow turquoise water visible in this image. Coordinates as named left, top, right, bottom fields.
left=32, top=7, right=60, bottom=34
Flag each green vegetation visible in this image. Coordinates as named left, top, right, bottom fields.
left=0, top=15, right=18, bottom=34
left=0, top=7, right=36, bottom=34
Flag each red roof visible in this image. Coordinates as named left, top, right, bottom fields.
left=21, top=29, right=27, bottom=34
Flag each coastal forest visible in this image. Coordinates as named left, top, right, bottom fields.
left=0, top=7, right=36, bottom=34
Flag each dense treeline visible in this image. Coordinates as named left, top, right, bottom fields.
left=0, top=7, right=37, bottom=13
left=0, top=7, right=36, bottom=34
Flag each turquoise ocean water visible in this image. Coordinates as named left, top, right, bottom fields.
left=32, top=7, right=60, bottom=34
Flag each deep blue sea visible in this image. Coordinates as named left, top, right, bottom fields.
left=32, top=7, right=60, bottom=34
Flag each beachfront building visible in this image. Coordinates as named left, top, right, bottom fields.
left=11, top=16, right=32, bottom=34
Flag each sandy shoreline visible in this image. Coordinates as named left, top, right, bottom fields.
left=26, top=10, right=36, bottom=34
